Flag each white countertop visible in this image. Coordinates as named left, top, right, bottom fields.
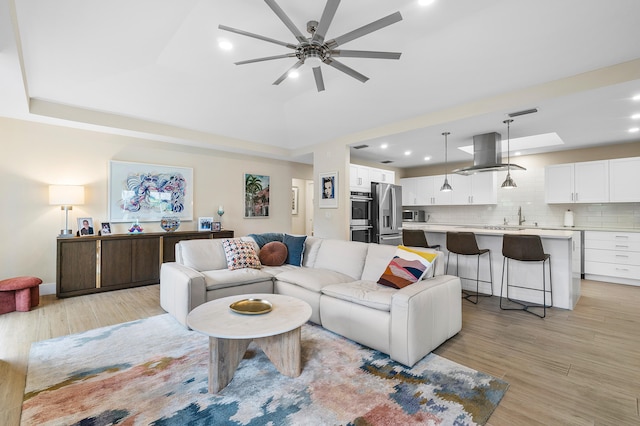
left=402, top=223, right=575, bottom=239
left=403, top=222, right=640, bottom=234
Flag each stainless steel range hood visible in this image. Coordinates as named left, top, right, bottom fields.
left=452, top=132, right=526, bottom=175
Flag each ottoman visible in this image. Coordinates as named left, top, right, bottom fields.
left=0, top=276, right=43, bottom=314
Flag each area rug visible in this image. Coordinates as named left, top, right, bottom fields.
left=22, top=314, right=508, bottom=425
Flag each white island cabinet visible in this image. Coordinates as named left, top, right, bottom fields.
left=403, top=224, right=581, bottom=310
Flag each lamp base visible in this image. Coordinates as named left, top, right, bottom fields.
left=58, top=229, right=75, bottom=238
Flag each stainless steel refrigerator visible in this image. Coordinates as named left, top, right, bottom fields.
left=371, top=182, right=403, bottom=245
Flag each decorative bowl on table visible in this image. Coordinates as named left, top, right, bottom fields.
left=160, top=217, right=181, bottom=232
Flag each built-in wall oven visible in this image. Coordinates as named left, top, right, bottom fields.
left=350, top=191, right=373, bottom=243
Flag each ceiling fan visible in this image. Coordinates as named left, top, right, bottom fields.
left=219, top=0, right=403, bottom=92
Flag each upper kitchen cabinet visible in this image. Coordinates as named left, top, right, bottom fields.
left=350, top=164, right=395, bottom=192
left=545, top=160, right=609, bottom=203
left=449, top=173, right=497, bottom=205
left=609, top=157, right=640, bottom=202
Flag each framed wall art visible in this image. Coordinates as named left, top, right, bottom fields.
left=291, top=186, right=299, bottom=215
left=109, top=160, right=193, bottom=223
left=244, top=173, right=270, bottom=218
left=319, top=171, right=338, bottom=209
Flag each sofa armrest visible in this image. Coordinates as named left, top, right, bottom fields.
left=389, top=275, right=462, bottom=366
left=160, top=262, right=207, bottom=328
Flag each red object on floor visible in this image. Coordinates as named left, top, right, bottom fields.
left=0, top=276, right=43, bottom=314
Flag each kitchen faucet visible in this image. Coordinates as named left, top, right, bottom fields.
left=518, top=206, right=526, bottom=225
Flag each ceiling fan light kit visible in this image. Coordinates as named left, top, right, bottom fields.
left=219, top=0, right=403, bottom=92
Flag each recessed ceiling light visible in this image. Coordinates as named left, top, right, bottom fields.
left=218, top=40, right=233, bottom=50
left=404, top=151, right=412, bottom=156
left=380, top=143, right=388, bottom=149
left=418, top=0, right=435, bottom=6
left=424, top=156, right=432, bottom=161
left=633, top=94, right=640, bottom=101
left=629, top=127, right=640, bottom=133
left=632, top=113, right=640, bottom=120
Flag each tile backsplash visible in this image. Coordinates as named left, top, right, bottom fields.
left=418, top=167, right=640, bottom=229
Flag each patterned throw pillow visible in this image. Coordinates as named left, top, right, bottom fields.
left=377, top=245, right=437, bottom=289
left=222, top=239, right=262, bottom=270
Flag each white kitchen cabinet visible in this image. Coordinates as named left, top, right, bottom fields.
left=609, top=157, right=640, bottom=202
left=401, top=176, right=436, bottom=205
left=584, top=231, right=640, bottom=286
left=350, top=164, right=395, bottom=192
left=449, top=173, right=497, bottom=205
left=545, top=160, right=609, bottom=203
left=400, top=177, right=419, bottom=205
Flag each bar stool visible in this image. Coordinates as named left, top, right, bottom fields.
left=445, top=232, right=493, bottom=304
left=500, top=234, right=553, bottom=318
left=402, top=229, right=440, bottom=250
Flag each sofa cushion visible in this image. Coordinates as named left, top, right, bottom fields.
left=321, top=280, right=395, bottom=312
left=275, top=268, right=354, bottom=293
left=202, top=268, right=273, bottom=290
left=302, top=237, right=323, bottom=267
left=313, top=239, right=368, bottom=280
left=176, top=239, right=228, bottom=271
left=259, top=241, right=288, bottom=266
left=360, top=243, right=398, bottom=282
left=377, top=246, right=437, bottom=289
left=283, top=234, right=307, bottom=266
left=222, top=239, right=262, bottom=270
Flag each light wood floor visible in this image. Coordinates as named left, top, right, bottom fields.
left=1, top=281, right=639, bottom=425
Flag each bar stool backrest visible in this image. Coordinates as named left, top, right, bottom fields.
left=446, top=232, right=482, bottom=255
left=403, top=229, right=429, bottom=247
left=502, top=234, right=548, bottom=261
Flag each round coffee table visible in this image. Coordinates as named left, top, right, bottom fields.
left=187, top=293, right=312, bottom=393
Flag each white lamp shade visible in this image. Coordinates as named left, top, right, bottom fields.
left=49, top=185, right=85, bottom=206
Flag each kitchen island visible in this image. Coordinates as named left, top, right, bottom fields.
left=403, top=223, right=581, bottom=310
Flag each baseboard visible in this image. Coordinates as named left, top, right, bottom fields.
left=40, top=282, right=56, bottom=295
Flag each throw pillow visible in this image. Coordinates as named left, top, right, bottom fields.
left=247, top=232, right=284, bottom=248
left=222, top=239, right=262, bottom=270
left=377, top=245, right=437, bottom=289
left=283, top=234, right=307, bottom=266
left=259, top=241, right=288, bottom=266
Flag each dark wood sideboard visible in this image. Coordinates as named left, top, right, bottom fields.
left=56, top=230, right=234, bottom=298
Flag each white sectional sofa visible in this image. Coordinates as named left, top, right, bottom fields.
left=160, top=236, right=462, bottom=367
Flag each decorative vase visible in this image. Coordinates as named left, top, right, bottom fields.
left=160, top=217, right=181, bottom=232
left=128, top=220, right=144, bottom=234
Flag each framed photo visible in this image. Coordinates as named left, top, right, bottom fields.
left=244, top=173, right=270, bottom=218
left=109, top=160, right=193, bottom=223
left=198, top=217, right=213, bottom=231
left=100, top=222, right=112, bottom=235
left=291, top=186, right=299, bottom=215
left=319, top=171, right=338, bottom=209
left=78, top=217, right=95, bottom=236
left=212, top=222, right=221, bottom=231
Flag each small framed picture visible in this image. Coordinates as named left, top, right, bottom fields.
left=212, top=222, right=221, bottom=231
left=319, top=171, right=338, bottom=209
left=78, top=217, right=95, bottom=236
left=198, top=217, right=214, bottom=231
left=101, top=222, right=112, bottom=235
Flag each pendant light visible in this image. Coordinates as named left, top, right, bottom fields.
left=440, top=131, right=452, bottom=192
left=501, top=119, right=517, bottom=189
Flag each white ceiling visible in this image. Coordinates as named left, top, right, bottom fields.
left=1, top=0, right=640, bottom=168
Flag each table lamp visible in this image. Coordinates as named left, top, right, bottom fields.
left=49, top=185, right=85, bottom=237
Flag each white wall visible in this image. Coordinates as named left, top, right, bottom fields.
left=0, top=117, right=312, bottom=285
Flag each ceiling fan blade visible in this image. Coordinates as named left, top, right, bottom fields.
left=273, top=60, right=303, bottom=85
left=312, top=0, right=340, bottom=44
left=330, top=49, right=401, bottom=60
left=313, top=66, right=325, bottom=92
left=219, top=24, right=296, bottom=49
left=327, top=11, right=403, bottom=48
left=235, top=53, right=297, bottom=65
left=264, top=0, right=307, bottom=43
left=324, top=58, right=369, bottom=83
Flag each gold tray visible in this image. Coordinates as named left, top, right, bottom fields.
left=229, top=298, right=273, bottom=315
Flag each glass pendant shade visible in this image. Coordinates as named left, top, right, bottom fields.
left=501, top=172, right=517, bottom=189
left=440, top=177, right=452, bottom=192
left=440, top=131, right=452, bottom=192
left=501, top=119, right=517, bottom=189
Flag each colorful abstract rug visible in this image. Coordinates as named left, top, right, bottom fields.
left=22, top=314, right=508, bottom=425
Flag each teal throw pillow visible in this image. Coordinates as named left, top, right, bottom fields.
left=283, top=234, right=307, bottom=266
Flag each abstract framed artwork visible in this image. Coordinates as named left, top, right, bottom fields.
left=244, top=173, right=270, bottom=218
left=109, top=160, right=193, bottom=223
left=319, top=171, right=338, bottom=209
left=291, top=186, right=299, bottom=215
